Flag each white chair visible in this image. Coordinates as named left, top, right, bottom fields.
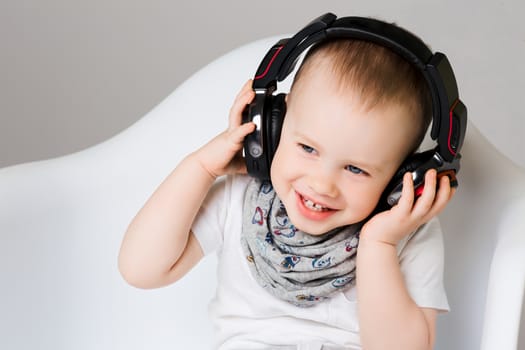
left=1, top=36, right=524, bottom=350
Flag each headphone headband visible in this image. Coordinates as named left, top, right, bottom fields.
left=251, top=13, right=467, bottom=162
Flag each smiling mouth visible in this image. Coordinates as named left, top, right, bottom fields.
left=301, top=196, right=332, bottom=212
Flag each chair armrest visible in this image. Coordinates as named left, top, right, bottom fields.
left=481, top=198, right=525, bottom=350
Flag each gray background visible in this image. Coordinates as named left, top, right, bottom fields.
left=1, top=0, right=524, bottom=169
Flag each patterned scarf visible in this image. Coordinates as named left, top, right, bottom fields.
left=241, top=179, right=362, bottom=307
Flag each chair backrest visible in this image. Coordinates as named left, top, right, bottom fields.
left=433, top=123, right=525, bottom=349
left=1, top=36, right=524, bottom=350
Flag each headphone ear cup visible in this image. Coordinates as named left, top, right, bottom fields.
left=266, top=93, right=287, bottom=163
left=381, top=150, right=436, bottom=209
left=242, top=92, right=287, bottom=182
left=390, top=152, right=427, bottom=187
left=394, top=150, right=438, bottom=183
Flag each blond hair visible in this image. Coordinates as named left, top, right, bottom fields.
left=290, top=39, right=432, bottom=154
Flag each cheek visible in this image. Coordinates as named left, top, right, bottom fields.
left=270, top=147, right=287, bottom=194
left=270, top=145, right=302, bottom=202
left=269, top=148, right=282, bottom=182
left=270, top=144, right=294, bottom=180
left=345, top=183, right=385, bottom=214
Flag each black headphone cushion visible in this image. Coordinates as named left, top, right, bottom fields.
left=390, top=150, right=436, bottom=184
left=266, top=93, right=287, bottom=161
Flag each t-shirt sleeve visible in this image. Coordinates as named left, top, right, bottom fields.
left=397, top=217, right=450, bottom=312
left=191, top=176, right=230, bottom=255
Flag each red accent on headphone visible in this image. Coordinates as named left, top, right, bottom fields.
left=448, top=99, right=459, bottom=156
left=415, top=185, right=425, bottom=197
left=254, top=46, right=284, bottom=80
left=415, top=169, right=457, bottom=199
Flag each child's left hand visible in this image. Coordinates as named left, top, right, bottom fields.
left=360, top=169, right=456, bottom=246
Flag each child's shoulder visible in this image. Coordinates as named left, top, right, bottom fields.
left=218, top=173, right=253, bottom=193
left=207, top=174, right=253, bottom=206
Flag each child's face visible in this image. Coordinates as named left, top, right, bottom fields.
left=270, top=64, right=416, bottom=235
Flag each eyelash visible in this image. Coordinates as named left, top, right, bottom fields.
left=300, top=144, right=315, bottom=154
left=298, top=143, right=367, bottom=175
left=345, top=165, right=365, bottom=175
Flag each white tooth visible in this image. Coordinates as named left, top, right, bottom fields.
left=304, top=198, right=325, bottom=211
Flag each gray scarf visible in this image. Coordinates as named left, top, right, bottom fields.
left=241, top=179, right=361, bottom=307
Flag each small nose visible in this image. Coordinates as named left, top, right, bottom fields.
left=308, top=166, right=339, bottom=198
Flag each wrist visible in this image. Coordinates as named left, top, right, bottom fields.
left=185, top=152, right=218, bottom=182
left=356, top=236, right=399, bottom=269
left=358, top=226, right=400, bottom=248
left=359, top=235, right=398, bottom=248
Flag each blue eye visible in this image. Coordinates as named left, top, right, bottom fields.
left=300, top=144, right=315, bottom=154
left=345, top=165, right=364, bottom=175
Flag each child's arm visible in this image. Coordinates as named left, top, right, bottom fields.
left=118, top=80, right=255, bottom=289
left=356, top=170, right=455, bottom=350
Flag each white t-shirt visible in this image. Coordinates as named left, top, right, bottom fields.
left=192, top=174, right=449, bottom=350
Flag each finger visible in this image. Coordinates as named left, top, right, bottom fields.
left=449, top=186, right=457, bottom=200
left=229, top=81, right=255, bottom=128
left=229, top=121, right=256, bottom=145
left=230, top=80, right=253, bottom=109
left=419, top=173, right=456, bottom=222
left=239, top=79, right=253, bottom=97
left=397, top=172, right=415, bottom=212
left=231, top=79, right=251, bottom=100
left=428, top=174, right=453, bottom=217
left=436, top=174, right=452, bottom=202
left=413, top=169, right=438, bottom=216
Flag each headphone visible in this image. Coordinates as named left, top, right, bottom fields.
left=242, top=13, right=467, bottom=209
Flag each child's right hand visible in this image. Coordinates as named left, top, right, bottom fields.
left=191, top=79, right=256, bottom=179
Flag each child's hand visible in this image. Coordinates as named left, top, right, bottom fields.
left=360, top=169, right=456, bottom=246
left=192, top=80, right=256, bottom=179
